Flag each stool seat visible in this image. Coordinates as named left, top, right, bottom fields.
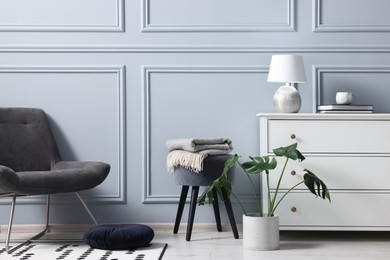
left=172, top=154, right=239, bottom=241
left=174, top=154, right=235, bottom=186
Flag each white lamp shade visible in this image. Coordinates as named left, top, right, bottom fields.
left=267, top=55, right=306, bottom=83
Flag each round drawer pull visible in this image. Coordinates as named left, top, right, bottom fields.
left=290, top=134, right=296, bottom=139
left=291, top=170, right=296, bottom=176
left=291, top=207, right=297, bottom=213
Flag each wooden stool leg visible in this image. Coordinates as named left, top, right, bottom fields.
left=174, top=185, right=189, bottom=234
left=222, top=189, right=239, bottom=239
left=212, top=188, right=222, bottom=232
left=186, top=186, right=199, bottom=241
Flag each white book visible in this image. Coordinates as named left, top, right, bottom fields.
left=317, top=104, right=373, bottom=111
left=319, top=110, right=373, bottom=114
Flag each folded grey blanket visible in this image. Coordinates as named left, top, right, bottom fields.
left=166, top=138, right=233, bottom=173
left=166, top=138, right=233, bottom=152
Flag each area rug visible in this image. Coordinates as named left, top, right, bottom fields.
left=0, top=243, right=167, bottom=260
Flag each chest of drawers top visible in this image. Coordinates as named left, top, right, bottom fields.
left=258, top=113, right=390, bottom=154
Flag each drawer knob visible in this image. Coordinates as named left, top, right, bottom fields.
left=291, top=170, right=296, bottom=176
left=290, top=134, right=296, bottom=139
left=291, top=207, right=297, bottom=213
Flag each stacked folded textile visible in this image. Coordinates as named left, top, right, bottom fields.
left=166, top=138, right=233, bottom=173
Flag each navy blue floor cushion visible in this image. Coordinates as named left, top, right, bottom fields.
left=84, top=224, right=154, bottom=250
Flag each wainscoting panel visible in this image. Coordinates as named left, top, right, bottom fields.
left=0, top=66, right=126, bottom=203
left=313, top=0, right=390, bottom=32
left=142, top=0, right=295, bottom=32
left=1, top=1, right=390, bottom=224
left=0, top=0, right=124, bottom=32
left=314, top=66, right=390, bottom=112
left=142, top=66, right=270, bottom=203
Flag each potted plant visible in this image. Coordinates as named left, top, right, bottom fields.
left=197, top=143, right=331, bottom=250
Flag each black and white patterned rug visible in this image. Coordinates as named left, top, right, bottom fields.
left=0, top=243, right=167, bottom=260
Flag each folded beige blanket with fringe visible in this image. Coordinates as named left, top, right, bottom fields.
left=166, top=138, right=233, bottom=173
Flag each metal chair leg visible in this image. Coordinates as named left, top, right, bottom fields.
left=4, top=193, right=97, bottom=254
left=75, top=192, right=98, bottom=225
left=5, top=195, right=50, bottom=254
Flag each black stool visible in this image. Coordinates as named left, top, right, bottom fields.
left=173, top=154, right=239, bottom=241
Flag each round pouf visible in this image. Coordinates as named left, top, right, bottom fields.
left=84, top=224, right=154, bottom=250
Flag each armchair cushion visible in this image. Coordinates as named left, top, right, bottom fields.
left=0, top=162, right=109, bottom=195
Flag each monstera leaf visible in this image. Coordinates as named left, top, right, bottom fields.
left=197, top=154, right=238, bottom=206
left=303, top=169, right=331, bottom=202
left=241, top=155, right=277, bottom=174
left=198, top=143, right=331, bottom=217
left=273, top=143, right=305, bottom=161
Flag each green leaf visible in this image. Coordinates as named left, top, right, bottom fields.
left=222, top=154, right=239, bottom=177
left=252, top=157, right=264, bottom=163
left=268, top=157, right=277, bottom=170
left=295, top=149, right=306, bottom=161
left=273, top=146, right=287, bottom=157
left=263, top=156, right=270, bottom=163
left=214, top=182, right=225, bottom=201
left=241, top=155, right=278, bottom=175
left=219, top=178, right=232, bottom=198
left=198, top=183, right=214, bottom=205
left=303, top=169, right=331, bottom=202
left=241, top=161, right=258, bottom=169
left=198, top=154, right=238, bottom=205
left=273, top=143, right=306, bottom=161
left=242, top=158, right=267, bottom=174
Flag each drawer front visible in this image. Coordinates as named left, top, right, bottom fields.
left=274, top=192, right=390, bottom=228
left=267, top=120, right=390, bottom=154
left=267, top=156, right=390, bottom=190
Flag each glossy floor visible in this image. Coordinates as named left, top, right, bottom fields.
left=2, top=225, right=390, bottom=259
left=156, top=226, right=390, bottom=260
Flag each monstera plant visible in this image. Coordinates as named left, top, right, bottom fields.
left=198, top=143, right=331, bottom=217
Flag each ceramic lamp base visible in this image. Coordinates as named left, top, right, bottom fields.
left=273, top=84, right=301, bottom=113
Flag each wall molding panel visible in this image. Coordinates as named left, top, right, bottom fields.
left=0, top=66, right=126, bottom=204
left=0, top=0, right=124, bottom=32
left=313, top=0, right=390, bottom=32
left=2, top=0, right=390, bottom=223
left=313, top=65, right=390, bottom=112
left=2, top=45, right=390, bottom=53
left=142, top=0, right=295, bottom=32
left=141, top=65, right=268, bottom=203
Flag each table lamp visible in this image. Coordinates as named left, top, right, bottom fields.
left=267, top=54, right=306, bottom=113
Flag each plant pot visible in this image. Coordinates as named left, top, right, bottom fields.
left=242, top=213, right=279, bottom=251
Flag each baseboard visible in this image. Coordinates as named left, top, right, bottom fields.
left=0, top=223, right=243, bottom=233
left=0, top=224, right=94, bottom=234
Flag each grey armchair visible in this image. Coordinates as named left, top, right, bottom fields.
left=0, top=107, right=110, bottom=253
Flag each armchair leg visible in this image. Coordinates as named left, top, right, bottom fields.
left=5, top=195, right=50, bottom=254
left=75, top=192, right=98, bottom=226
left=4, top=193, right=97, bottom=254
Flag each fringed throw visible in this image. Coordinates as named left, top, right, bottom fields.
left=166, top=138, right=233, bottom=173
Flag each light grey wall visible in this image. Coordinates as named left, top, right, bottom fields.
left=1, top=0, right=390, bottom=225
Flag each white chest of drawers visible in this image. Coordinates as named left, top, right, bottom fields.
left=258, top=113, right=390, bottom=230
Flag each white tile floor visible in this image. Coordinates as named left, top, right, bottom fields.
left=2, top=225, right=390, bottom=259
left=154, top=225, right=390, bottom=260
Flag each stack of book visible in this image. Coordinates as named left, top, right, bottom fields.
left=317, top=104, right=373, bottom=114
